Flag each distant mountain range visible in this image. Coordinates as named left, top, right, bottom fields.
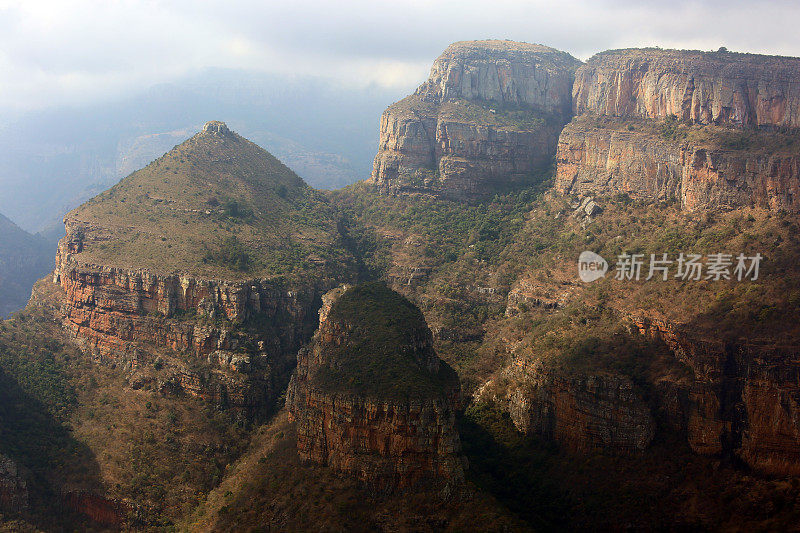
left=0, top=68, right=411, bottom=236
left=0, top=213, right=52, bottom=317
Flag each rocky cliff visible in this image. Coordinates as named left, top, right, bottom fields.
left=49, top=121, right=357, bottom=417
left=634, top=315, right=800, bottom=476
left=573, top=48, right=800, bottom=128
left=559, top=48, right=800, bottom=212
left=506, top=363, right=655, bottom=454
left=371, top=40, right=581, bottom=199
left=0, top=454, right=27, bottom=514
left=287, top=283, right=464, bottom=494
left=555, top=117, right=800, bottom=211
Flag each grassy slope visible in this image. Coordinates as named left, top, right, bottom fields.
left=69, top=127, right=353, bottom=281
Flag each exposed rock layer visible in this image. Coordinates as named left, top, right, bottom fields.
left=573, top=49, right=800, bottom=128
left=634, top=315, right=800, bottom=476
left=53, top=220, right=326, bottom=416
left=371, top=40, right=581, bottom=199
left=555, top=118, right=800, bottom=212
left=288, top=284, right=464, bottom=493
left=498, top=361, right=655, bottom=454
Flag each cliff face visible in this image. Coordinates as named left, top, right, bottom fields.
left=46, top=122, right=357, bottom=417
left=573, top=49, right=800, bottom=128
left=0, top=454, right=27, bottom=514
left=555, top=118, right=800, bottom=212
left=287, top=283, right=464, bottom=494
left=559, top=49, right=800, bottom=212
left=52, top=225, right=325, bottom=415
left=371, top=40, right=581, bottom=199
left=634, top=316, right=800, bottom=476
left=487, top=360, right=655, bottom=455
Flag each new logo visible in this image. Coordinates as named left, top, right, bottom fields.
left=578, top=251, right=608, bottom=282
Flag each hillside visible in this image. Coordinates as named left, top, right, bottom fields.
left=64, top=121, right=354, bottom=281
left=0, top=213, right=52, bottom=317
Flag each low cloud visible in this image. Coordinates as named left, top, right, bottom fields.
left=1, top=0, right=799, bottom=111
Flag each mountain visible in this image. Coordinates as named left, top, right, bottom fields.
left=558, top=48, right=800, bottom=212
left=0, top=213, right=52, bottom=317
left=3, top=40, right=800, bottom=531
left=287, top=282, right=463, bottom=493
left=0, top=69, right=408, bottom=234
left=53, top=121, right=360, bottom=425
left=371, top=40, right=581, bottom=199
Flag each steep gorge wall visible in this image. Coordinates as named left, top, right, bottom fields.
left=503, top=363, right=656, bottom=454
left=573, top=49, right=800, bottom=128
left=52, top=220, right=327, bottom=415
left=634, top=315, right=800, bottom=476
left=557, top=48, right=800, bottom=212
left=555, top=119, right=800, bottom=211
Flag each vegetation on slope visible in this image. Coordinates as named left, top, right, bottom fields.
left=0, top=213, right=53, bottom=317
left=69, top=124, right=356, bottom=281
left=314, top=282, right=458, bottom=399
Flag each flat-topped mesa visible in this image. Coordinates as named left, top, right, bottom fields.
left=417, top=40, right=581, bottom=115
left=574, top=48, right=800, bottom=128
left=287, top=282, right=464, bottom=494
left=51, top=121, right=358, bottom=417
left=371, top=40, right=582, bottom=200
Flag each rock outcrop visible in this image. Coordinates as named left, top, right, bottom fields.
left=490, top=360, right=655, bottom=455
left=52, top=225, right=326, bottom=415
left=634, top=315, right=800, bottom=476
left=559, top=48, right=800, bottom=212
left=573, top=48, right=800, bottom=128
left=0, top=454, right=27, bottom=514
left=371, top=40, right=582, bottom=199
left=287, top=283, right=464, bottom=494
left=555, top=117, right=800, bottom=212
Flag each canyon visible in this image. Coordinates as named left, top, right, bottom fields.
left=4, top=39, right=800, bottom=530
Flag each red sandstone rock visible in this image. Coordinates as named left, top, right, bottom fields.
left=287, top=284, right=465, bottom=494
left=573, top=49, right=800, bottom=128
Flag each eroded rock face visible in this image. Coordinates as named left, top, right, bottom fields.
left=498, top=361, right=655, bottom=454
left=371, top=40, right=581, bottom=199
left=555, top=118, right=800, bottom=212
left=0, top=454, right=27, bottom=514
left=287, top=284, right=464, bottom=494
left=634, top=315, right=800, bottom=476
left=418, top=40, right=581, bottom=114
left=52, top=220, right=326, bottom=417
left=573, top=49, right=800, bottom=128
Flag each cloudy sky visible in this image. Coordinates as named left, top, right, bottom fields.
left=1, top=0, right=799, bottom=111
